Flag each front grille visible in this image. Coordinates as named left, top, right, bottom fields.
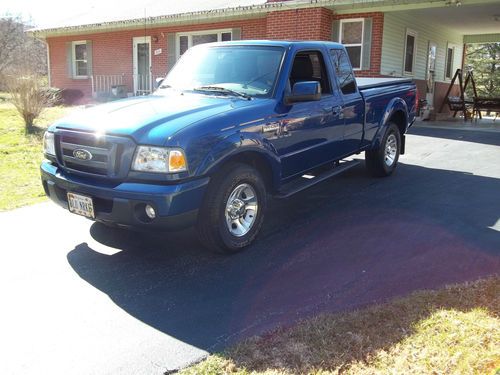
left=55, top=130, right=136, bottom=180
left=60, top=139, right=112, bottom=176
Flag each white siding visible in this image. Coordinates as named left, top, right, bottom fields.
left=381, top=11, right=463, bottom=83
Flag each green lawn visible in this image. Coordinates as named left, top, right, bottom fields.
left=182, top=277, right=499, bottom=375
left=0, top=100, right=73, bottom=211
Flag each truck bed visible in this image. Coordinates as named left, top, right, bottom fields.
left=356, top=77, right=413, bottom=90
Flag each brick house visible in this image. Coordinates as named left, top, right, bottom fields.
left=31, top=0, right=499, bottom=112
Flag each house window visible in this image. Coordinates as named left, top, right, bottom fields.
left=72, top=41, right=88, bottom=78
left=445, top=46, right=454, bottom=79
left=403, top=29, right=417, bottom=75
left=339, top=19, right=364, bottom=70
left=177, top=30, right=232, bottom=58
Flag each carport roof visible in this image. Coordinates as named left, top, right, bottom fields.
left=400, top=3, right=500, bottom=36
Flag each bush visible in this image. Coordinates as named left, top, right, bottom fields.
left=40, top=87, right=63, bottom=106
left=60, top=89, right=84, bottom=105
left=6, top=74, right=60, bottom=134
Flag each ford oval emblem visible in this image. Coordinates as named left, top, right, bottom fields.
left=73, top=149, right=93, bottom=161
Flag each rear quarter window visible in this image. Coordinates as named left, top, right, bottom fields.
left=330, top=49, right=357, bottom=95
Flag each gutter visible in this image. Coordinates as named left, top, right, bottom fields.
left=28, top=0, right=338, bottom=38
left=31, top=0, right=491, bottom=38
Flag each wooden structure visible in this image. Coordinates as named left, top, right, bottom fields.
left=474, top=97, right=500, bottom=121
left=440, top=68, right=500, bottom=121
left=439, top=68, right=477, bottom=120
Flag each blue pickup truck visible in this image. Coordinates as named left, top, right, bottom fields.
left=41, top=41, right=416, bottom=253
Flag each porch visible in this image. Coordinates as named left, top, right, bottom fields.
left=90, top=74, right=164, bottom=99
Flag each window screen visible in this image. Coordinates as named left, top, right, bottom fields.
left=340, top=20, right=363, bottom=69
left=404, top=32, right=416, bottom=74
left=73, top=42, right=88, bottom=77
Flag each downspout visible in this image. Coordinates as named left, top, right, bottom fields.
left=38, top=36, right=51, bottom=87
left=46, top=40, right=51, bottom=87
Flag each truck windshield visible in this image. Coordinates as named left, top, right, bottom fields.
left=157, top=45, right=285, bottom=98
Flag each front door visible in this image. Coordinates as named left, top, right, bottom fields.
left=266, top=50, right=346, bottom=179
left=133, top=36, right=151, bottom=95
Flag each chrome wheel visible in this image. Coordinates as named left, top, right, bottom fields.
left=225, top=183, right=258, bottom=237
left=384, top=133, right=398, bottom=167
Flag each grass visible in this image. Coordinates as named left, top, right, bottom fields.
left=0, top=97, right=73, bottom=211
left=181, top=277, right=500, bottom=375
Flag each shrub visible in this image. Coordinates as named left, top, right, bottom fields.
left=6, top=74, right=60, bottom=134
left=41, top=87, right=63, bottom=106
left=60, top=89, right=84, bottom=105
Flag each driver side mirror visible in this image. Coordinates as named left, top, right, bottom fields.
left=155, top=77, right=165, bottom=88
left=284, top=81, right=321, bottom=105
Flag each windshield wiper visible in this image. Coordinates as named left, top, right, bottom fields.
left=193, top=86, right=251, bottom=100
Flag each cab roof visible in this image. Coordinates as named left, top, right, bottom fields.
left=195, top=40, right=344, bottom=49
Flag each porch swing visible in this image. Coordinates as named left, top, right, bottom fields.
left=439, top=68, right=500, bottom=121
left=438, top=68, right=476, bottom=120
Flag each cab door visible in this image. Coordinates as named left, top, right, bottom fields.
left=266, top=50, right=345, bottom=179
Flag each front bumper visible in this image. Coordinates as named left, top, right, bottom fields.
left=40, top=160, right=209, bottom=230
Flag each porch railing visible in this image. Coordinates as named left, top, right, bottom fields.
left=91, top=74, right=125, bottom=97
left=133, top=74, right=166, bottom=95
left=90, top=74, right=165, bottom=98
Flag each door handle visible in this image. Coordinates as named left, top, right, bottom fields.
left=332, top=105, right=343, bottom=116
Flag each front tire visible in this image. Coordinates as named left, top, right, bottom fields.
left=197, top=162, right=267, bottom=254
left=365, top=122, right=401, bottom=177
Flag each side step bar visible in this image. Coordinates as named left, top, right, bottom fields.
left=275, top=159, right=361, bottom=199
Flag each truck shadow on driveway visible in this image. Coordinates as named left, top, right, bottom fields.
left=66, top=162, right=500, bottom=353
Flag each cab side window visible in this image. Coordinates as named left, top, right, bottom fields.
left=330, top=49, right=356, bottom=95
left=288, top=51, right=331, bottom=95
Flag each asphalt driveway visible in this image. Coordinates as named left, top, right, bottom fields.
left=1, top=126, right=499, bottom=374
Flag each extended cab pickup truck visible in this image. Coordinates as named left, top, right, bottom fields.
left=41, top=41, right=416, bottom=253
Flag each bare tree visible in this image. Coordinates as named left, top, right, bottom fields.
left=0, top=16, right=47, bottom=87
left=1, top=16, right=54, bottom=134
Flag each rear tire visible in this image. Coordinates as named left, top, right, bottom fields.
left=365, top=122, right=401, bottom=177
left=197, top=162, right=267, bottom=254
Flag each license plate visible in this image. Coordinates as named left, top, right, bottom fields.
left=67, top=192, right=95, bottom=219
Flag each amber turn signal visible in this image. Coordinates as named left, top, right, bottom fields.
left=168, top=150, right=187, bottom=172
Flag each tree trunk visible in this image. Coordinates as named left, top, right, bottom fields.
left=24, top=114, right=35, bottom=134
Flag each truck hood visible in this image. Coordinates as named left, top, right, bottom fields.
left=53, top=92, right=251, bottom=145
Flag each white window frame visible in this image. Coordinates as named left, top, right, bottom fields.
left=72, top=40, right=88, bottom=79
left=445, top=43, right=456, bottom=80
left=403, top=29, right=418, bottom=76
left=339, top=18, right=364, bottom=71
left=176, top=29, right=232, bottom=59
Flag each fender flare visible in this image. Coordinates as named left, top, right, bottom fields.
left=370, top=97, right=409, bottom=150
left=196, top=131, right=282, bottom=191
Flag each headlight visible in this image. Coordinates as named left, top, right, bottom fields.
left=132, top=146, right=187, bottom=173
left=43, top=131, right=55, bottom=156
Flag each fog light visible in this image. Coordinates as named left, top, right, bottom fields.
left=145, top=204, right=156, bottom=219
